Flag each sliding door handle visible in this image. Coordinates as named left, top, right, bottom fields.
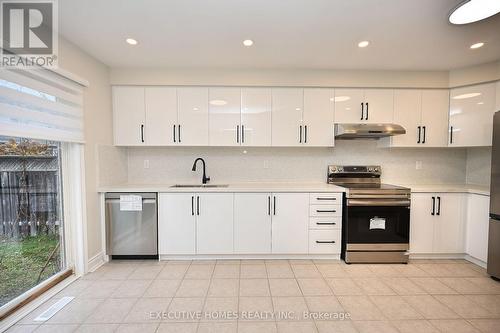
left=431, top=196, right=435, bottom=216
left=422, top=126, right=426, bottom=144
left=436, top=196, right=441, bottom=216
left=417, top=126, right=421, bottom=144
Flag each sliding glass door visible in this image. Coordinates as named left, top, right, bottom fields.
left=0, top=136, right=65, bottom=307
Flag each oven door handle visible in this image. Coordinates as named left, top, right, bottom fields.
left=347, top=199, right=411, bottom=207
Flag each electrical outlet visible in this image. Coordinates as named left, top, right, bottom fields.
left=143, top=159, right=150, bottom=169
left=415, top=161, right=423, bottom=170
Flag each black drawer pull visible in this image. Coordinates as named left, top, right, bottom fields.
left=316, top=240, right=335, bottom=244
left=316, top=210, right=336, bottom=213
left=316, top=197, right=336, bottom=201
left=316, top=222, right=336, bottom=225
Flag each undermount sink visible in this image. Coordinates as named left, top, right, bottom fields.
left=170, top=184, right=229, bottom=188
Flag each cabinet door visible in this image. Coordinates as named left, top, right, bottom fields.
left=392, top=90, right=422, bottom=147
left=158, top=193, right=196, bottom=255
left=271, top=88, right=304, bottom=146
left=433, top=193, right=465, bottom=254
left=409, top=193, right=435, bottom=254
left=271, top=193, right=309, bottom=254
left=465, top=194, right=490, bottom=262
left=234, top=193, right=272, bottom=254
left=113, top=86, right=145, bottom=146
left=196, top=193, right=234, bottom=254
left=145, top=87, right=177, bottom=145
left=449, top=83, right=496, bottom=147
left=303, top=88, right=335, bottom=146
left=364, top=89, right=394, bottom=123
left=334, top=88, right=365, bottom=123
left=241, top=88, right=272, bottom=146
left=421, top=90, right=449, bottom=147
left=209, top=87, right=241, bottom=146
left=177, top=87, right=209, bottom=146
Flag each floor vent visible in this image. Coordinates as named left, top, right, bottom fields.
left=34, top=297, right=74, bottom=322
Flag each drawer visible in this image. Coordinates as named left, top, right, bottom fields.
left=309, top=204, right=342, bottom=217
left=309, top=229, right=341, bottom=254
left=309, top=217, right=342, bottom=229
left=310, top=193, right=342, bottom=205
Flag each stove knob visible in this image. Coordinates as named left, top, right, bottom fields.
left=368, top=167, right=373, bottom=172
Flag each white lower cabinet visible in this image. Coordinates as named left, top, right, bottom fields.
left=271, top=193, right=309, bottom=254
left=465, top=194, right=490, bottom=262
left=158, top=193, right=196, bottom=255
left=234, top=193, right=272, bottom=254
left=410, top=192, right=465, bottom=254
left=196, top=193, right=234, bottom=254
left=309, top=229, right=341, bottom=254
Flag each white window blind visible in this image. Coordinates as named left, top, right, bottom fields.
left=0, top=68, right=84, bottom=143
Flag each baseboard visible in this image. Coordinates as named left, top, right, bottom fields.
left=87, top=252, right=105, bottom=272
left=159, top=254, right=341, bottom=261
left=464, top=254, right=487, bottom=268
left=409, top=253, right=466, bottom=260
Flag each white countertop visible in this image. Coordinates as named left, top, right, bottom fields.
left=98, top=182, right=346, bottom=193
left=98, top=182, right=490, bottom=195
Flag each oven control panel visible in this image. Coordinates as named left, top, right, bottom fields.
left=328, top=165, right=381, bottom=175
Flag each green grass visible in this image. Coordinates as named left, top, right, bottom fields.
left=0, top=234, right=61, bottom=306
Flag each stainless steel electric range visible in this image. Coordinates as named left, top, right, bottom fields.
left=328, top=165, right=411, bottom=264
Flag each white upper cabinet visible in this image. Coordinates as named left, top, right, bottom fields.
left=241, top=88, right=272, bottom=146
left=272, top=88, right=304, bottom=146
left=334, top=88, right=393, bottom=124
left=449, top=82, right=496, bottom=147
left=390, top=89, right=449, bottom=147
left=363, top=89, right=394, bottom=123
left=209, top=87, right=241, bottom=146
left=392, top=90, right=422, bottom=147
left=145, top=87, right=177, bottom=145
left=303, top=88, right=335, bottom=146
left=421, top=90, right=449, bottom=147
left=334, top=89, right=365, bottom=123
left=113, top=86, right=146, bottom=146
left=177, top=87, right=209, bottom=146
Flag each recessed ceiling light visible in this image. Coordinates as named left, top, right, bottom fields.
left=449, top=0, right=500, bottom=25
left=243, top=39, right=254, bottom=47
left=126, top=38, right=138, bottom=45
left=470, top=42, right=485, bottom=49
left=358, top=40, right=370, bottom=48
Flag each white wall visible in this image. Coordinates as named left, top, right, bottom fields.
left=125, top=140, right=467, bottom=185
left=58, top=38, right=120, bottom=260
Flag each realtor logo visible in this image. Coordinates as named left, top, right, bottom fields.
left=1, top=0, right=58, bottom=68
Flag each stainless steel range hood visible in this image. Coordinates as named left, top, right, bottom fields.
left=335, top=123, right=406, bottom=139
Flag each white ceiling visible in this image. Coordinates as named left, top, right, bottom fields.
left=59, top=0, right=500, bottom=70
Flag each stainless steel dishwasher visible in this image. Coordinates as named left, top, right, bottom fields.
left=105, top=193, right=158, bottom=259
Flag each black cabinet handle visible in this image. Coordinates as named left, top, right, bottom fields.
left=191, top=196, right=194, bottom=216
left=242, top=125, right=244, bottom=143
left=450, top=126, right=453, bottom=144
left=197, top=196, right=200, bottom=216
left=299, top=125, right=302, bottom=143
left=236, top=125, right=239, bottom=143
left=431, top=196, right=435, bottom=216
left=316, top=222, right=336, bottom=225
left=178, top=124, right=181, bottom=143
left=360, top=102, right=364, bottom=120
left=436, top=196, right=441, bottom=216
left=173, top=125, right=176, bottom=143
left=316, top=197, right=336, bottom=201
left=140, top=124, right=144, bottom=143
left=316, top=240, right=336, bottom=244
left=273, top=196, right=276, bottom=215
left=422, top=126, right=426, bottom=144
left=316, top=210, right=336, bottom=213
left=268, top=196, right=271, bottom=216
left=365, top=102, right=369, bottom=120
left=417, top=126, right=421, bottom=144
left=304, top=125, right=307, bottom=143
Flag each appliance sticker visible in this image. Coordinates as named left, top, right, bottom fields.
left=120, top=195, right=143, bottom=211
left=369, top=217, right=386, bottom=230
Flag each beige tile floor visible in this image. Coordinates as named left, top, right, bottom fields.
left=6, top=259, right=500, bottom=333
